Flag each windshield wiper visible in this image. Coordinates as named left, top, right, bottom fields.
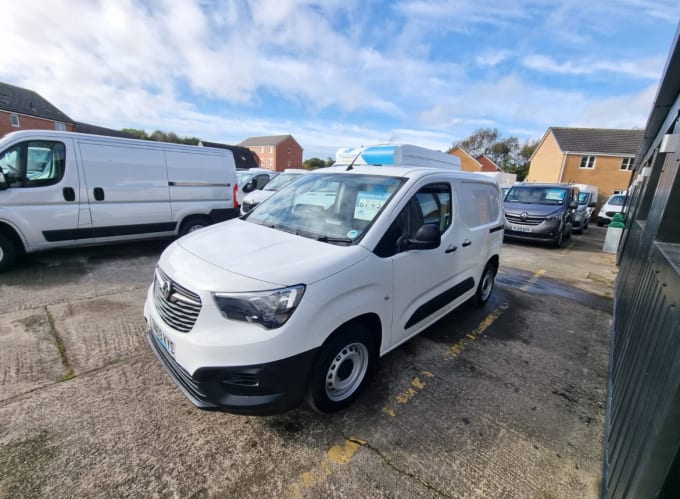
left=317, top=235, right=353, bottom=244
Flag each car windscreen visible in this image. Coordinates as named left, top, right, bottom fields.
left=578, top=192, right=590, bottom=204
left=609, top=195, right=626, bottom=206
left=245, top=173, right=406, bottom=245
left=263, top=173, right=304, bottom=191
left=505, top=186, right=569, bottom=205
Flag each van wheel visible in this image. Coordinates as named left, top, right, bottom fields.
left=307, top=325, right=374, bottom=413
left=0, top=233, right=17, bottom=272
left=179, top=216, right=211, bottom=236
left=473, top=263, right=496, bottom=307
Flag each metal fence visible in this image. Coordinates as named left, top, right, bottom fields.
left=601, top=24, right=680, bottom=499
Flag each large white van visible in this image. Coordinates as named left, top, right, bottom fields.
left=0, top=130, right=238, bottom=271
left=144, top=145, right=504, bottom=415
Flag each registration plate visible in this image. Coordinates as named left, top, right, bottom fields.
left=151, top=318, right=176, bottom=357
left=510, top=224, right=532, bottom=233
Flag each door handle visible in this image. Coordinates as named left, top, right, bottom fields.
left=93, top=187, right=105, bottom=201
left=462, top=239, right=472, bottom=247
left=445, top=245, right=458, bottom=254
left=62, top=187, right=76, bottom=202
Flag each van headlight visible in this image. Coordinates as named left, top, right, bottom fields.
left=212, top=285, right=305, bottom=329
left=545, top=213, right=562, bottom=221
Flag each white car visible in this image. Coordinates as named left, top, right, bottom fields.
left=240, top=168, right=308, bottom=215
left=597, top=193, right=627, bottom=226
left=144, top=161, right=504, bottom=415
left=235, top=168, right=278, bottom=206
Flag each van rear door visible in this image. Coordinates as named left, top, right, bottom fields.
left=0, top=137, right=83, bottom=249
left=77, top=140, right=173, bottom=240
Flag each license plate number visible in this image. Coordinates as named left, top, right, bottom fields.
left=511, top=224, right=532, bottom=233
left=151, top=319, right=176, bottom=357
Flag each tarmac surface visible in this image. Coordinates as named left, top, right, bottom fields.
left=0, top=226, right=616, bottom=498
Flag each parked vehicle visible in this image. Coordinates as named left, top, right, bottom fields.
left=0, top=130, right=239, bottom=271
left=597, top=193, right=627, bottom=226
left=503, top=183, right=579, bottom=248
left=240, top=168, right=308, bottom=215
left=235, top=168, right=278, bottom=206
left=144, top=145, right=503, bottom=415
left=572, top=184, right=598, bottom=233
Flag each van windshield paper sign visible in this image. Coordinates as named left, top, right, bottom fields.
left=355, top=191, right=390, bottom=221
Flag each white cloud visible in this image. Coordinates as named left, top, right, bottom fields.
left=522, top=54, right=666, bottom=80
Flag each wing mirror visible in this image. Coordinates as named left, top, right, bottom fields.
left=400, top=223, right=441, bottom=251
left=242, top=179, right=256, bottom=193
left=0, top=169, right=7, bottom=190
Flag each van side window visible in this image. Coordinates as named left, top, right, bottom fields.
left=458, top=182, right=500, bottom=228
left=375, top=182, right=451, bottom=258
left=0, top=141, right=66, bottom=188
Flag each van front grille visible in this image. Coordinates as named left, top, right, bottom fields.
left=154, top=267, right=201, bottom=332
left=505, top=213, right=545, bottom=226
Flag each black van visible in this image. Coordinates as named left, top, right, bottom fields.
left=503, top=183, right=578, bottom=248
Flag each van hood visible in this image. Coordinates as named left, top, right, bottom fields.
left=504, top=201, right=565, bottom=217
left=174, top=219, right=370, bottom=288
left=242, top=189, right=274, bottom=205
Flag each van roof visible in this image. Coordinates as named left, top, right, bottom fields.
left=310, top=164, right=493, bottom=183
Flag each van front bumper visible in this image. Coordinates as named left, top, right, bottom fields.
left=147, top=331, right=318, bottom=415
left=503, top=220, right=561, bottom=243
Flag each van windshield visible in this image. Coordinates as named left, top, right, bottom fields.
left=505, top=186, right=569, bottom=206
left=608, top=195, right=626, bottom=206
left=263, top=172, right=305, bottom=191
left=245, top=173, right=406, bottom=244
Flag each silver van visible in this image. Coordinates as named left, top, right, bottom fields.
left=503, top=183, right=578, bottom=248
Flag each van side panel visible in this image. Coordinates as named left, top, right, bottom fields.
left=78, top=141, right=174, bottom=239
left=166, top=149, right=238, bottom=223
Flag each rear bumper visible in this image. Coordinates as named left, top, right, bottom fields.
left=147, top=331, right=318, bottom=415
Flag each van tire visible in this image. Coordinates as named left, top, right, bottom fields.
left=473, top=263, right=496, bottom=307
left=306, top=325, right=375, bottom=413
left=179, top=216, right=212, bottom=236
left=0, top=233, right=17, bottom=272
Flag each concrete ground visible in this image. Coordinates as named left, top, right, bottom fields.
left=0, top=226, right=616, bottom=498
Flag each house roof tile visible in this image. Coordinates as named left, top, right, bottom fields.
left=0, top=81, right=73, bottom=123
left=550, top=127, right=644, bottom=156
left=239, top=135, right=295, bottom=147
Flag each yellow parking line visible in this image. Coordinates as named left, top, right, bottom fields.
left=519, top=269, right=545, bottom=292
left=287, top=437, right=367, bottom=498
left=289, top=304, right=510, bottom=495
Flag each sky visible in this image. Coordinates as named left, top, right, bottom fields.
left=1, top=0, right=679, bottom=160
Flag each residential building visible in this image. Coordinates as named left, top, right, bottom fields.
left=239, top=135, right=303, bottom=172
left=447, top=147, right=502, bottom=172
left=0, top=81, right=74, bottom=137
left=527, top=127, right=644, bottom=203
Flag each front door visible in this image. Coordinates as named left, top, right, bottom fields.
left=378, top=179, right=474, bottom=348
left=0, top=138, right=83, bottom=249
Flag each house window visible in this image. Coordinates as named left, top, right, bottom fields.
left=287, top=160, right=291, bottom=167
left=579, top=156, right=596, bottom=169
left=620, top=157, right=634, bottom=171
left=269, top=146, right=273, bottom=153
left=54, top=122, right=66, bottom=131
left=260, top=146, right=264, bottom=153
left=10, top=114, right=20, bottom=127
left=269, top=158, right=273, bottom=166
left=288, top=147, right=292, bottom=154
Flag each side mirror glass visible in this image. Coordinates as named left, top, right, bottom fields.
left=402, top=224, right=441, bottom=251
left=242, top=180, right=256, bottom=193
left=569, top=201, right=578, bottom=209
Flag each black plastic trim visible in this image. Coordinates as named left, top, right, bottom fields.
left=43, top=222, right=177, bottom=242
left=489, top=224, right=504, bottom=233
left=405, top=277, right=475, bottom=329
left=147, top=331, right=319, bottom=415
left=209, top=208, right=240, bottom=222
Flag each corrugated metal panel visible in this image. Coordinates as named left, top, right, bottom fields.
left=601, top=22, right=680, bottom=499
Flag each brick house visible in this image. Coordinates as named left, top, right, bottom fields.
left=527, top=127, right=644, bottom=203
left=239, top=135, right=303, bottom=172
left=0, top=81, right=75, bottom=137
left=447, top=146, right=502, bottom=172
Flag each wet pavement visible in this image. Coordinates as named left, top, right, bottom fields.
left=0, top=226, right=615, bottom=498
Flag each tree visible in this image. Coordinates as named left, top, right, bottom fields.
left=450, top=128, right=500, bottom=158
left=303, top=157, right=328, bottom=170
left=120, top=128, right=200, bottom=145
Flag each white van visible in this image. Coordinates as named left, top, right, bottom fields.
left=573, top=184, right=598, bottom=233
left=0, top=130, right=238, bottom=271
left=235, top=168, right=278, bottom=206
left=240, top=168, right=308, bottom=215
left=144, top=145, right=504, bottom=415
